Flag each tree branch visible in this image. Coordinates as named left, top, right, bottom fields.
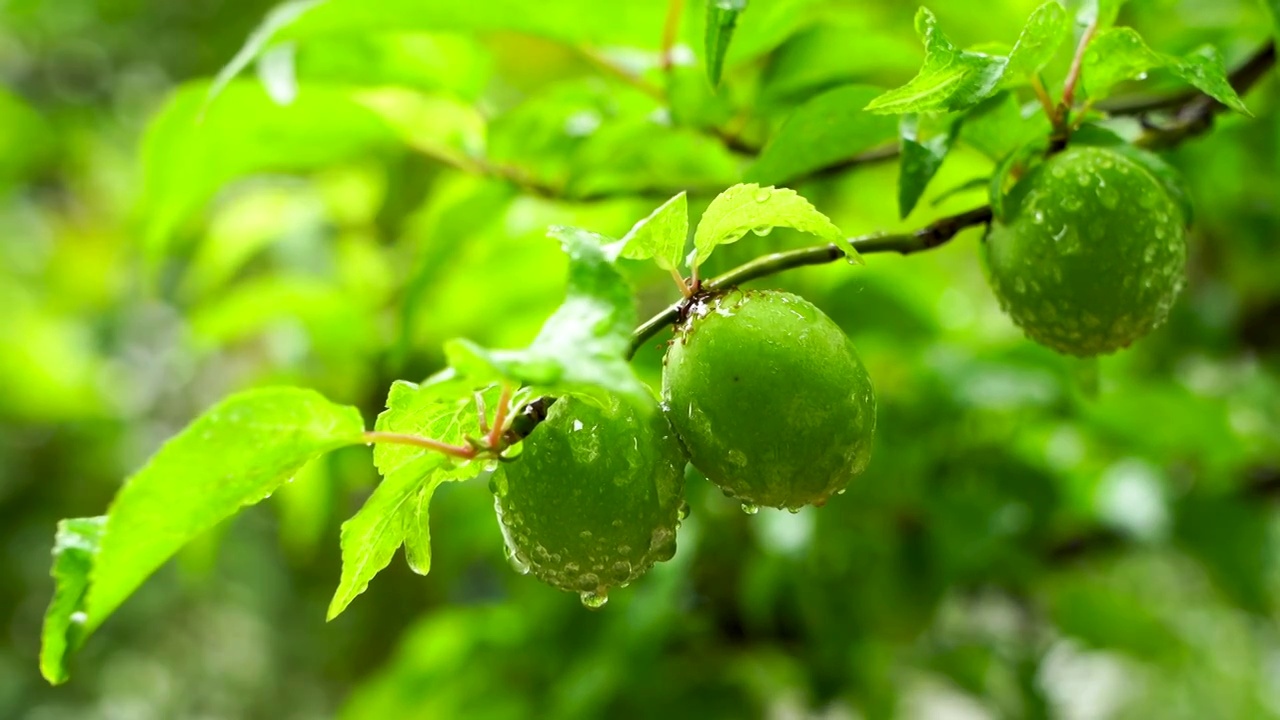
left=628, top=206, right=995, bottom=356
left=626, top=39, right=1277, bottom=355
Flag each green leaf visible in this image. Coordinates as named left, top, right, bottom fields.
left=691, top=183, right=850, bottom=267
left=1000, top=2, right=1070, bottom=87
left=1268, top=0, right=1280, bottom=44
left=865, top=8, right=1010, bottom=115
left=988, top=138, right=1049, bottom=222
left=745, top=84, right=898, bottom=185
left=141, top=80, right=397, bottom=257
left=1173, top=46, right=1251, bottom=115
left=1071, top=0, right=1127, bottom=30
left=617, top=192, right=689, bottom=272
left=565, top=120, right=739, bottom=199
left=329, top=454, right=442, bottom=620
left=1081, top=29, right=1250, bottom=114
left=40, top=517, right=106, bottom=685
left=38, top=388, right=364, bottom=682
left=329, top=381, right=500, bottom=619
left=401, top=481, right=436, bottom=576
left=958, top=92, right=1053, bottom=161
left=443, top=228, right=649, bottom=410
left=705, top=0, right=748, bottom=87
left=897, top=115, right=956, bottom=219
left=212, top=0, right=669, bottom=99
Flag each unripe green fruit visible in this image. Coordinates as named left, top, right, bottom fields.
left=493, top=394, right=686, bottom=607
left=984, top=145, right=1188, bottom=356
left=661, top=289, right=876, bottom=511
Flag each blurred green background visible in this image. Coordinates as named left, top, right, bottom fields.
left=3, top=0, right=1279, bottom=717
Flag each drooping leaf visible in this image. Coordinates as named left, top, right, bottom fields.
left=1173, top=45, right=1252, bottom=115
left=617, top=192, right=689, bottom=272
left=691, top=183, right=851, bottom=267
left=1081, top=29, right=1250, bottom=114
left=39, top=517, right=106, bottom=685
left=865, top=8, right=1010, bottom=115
left=745, top=84, right=898, bottom=185
left=329, top=381, right=500, bottom=619
left=898, top=115, right=957, bottom=219
left=329, top=454, right=442, bottom=620
left=1000, top=2, right=1071, bottom=87
left=401, top=482, right=436, bottom=576
left=38, top=388, right=364, bottom=683
left=443, top=228, right=649, bottom=410
left=705, top=0, right=749, bottom=87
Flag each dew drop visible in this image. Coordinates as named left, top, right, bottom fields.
left=580, top=590, right=609, bottom=609
left=741, top=503, right=760, bottom=515
left=677, top=501, right=691, bottom=521
left=753, top=188, right=771, bottom=203
left=750, top=225, right=773, bottom=236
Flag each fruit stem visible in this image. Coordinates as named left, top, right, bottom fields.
left=487, top=383, right=515, bottom=449
left=1057, top=20, right=1098, bottom=136
left=1030, top=74, right=1057, bottom=120
left=670, top=266, right=693, bottom=298
left=363, top=431, right=476, bottom=460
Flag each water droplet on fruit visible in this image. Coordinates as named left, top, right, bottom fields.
left=741, top=503, right=760, bottom=515
left=504, top=545, right=531, bottom=575
left=1098, top=186, right=1118, bottom=209
left=677, top=501, right=691, bottom=521
left=577, top=573, right=600, bottom=592
left=753, top=188, right=771, bottom=203
left=580, top=590, right=608, bottom=609
left=1051, top=165, right=1067, bottom=179
left=609, top=561, right=632, bottom=583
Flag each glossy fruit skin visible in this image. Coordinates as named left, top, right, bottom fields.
left=984, top=145, right=1187, bottom=357
left=662, top=289, right=876, bottom=510
left=493, top=394, right=685, bottom=600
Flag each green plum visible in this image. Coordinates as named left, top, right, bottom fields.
left=984, top=145, right=1188, bottom=356
left=662, top=289, right=876, bottom=511
left=493, top=394, right=686, bottom=607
